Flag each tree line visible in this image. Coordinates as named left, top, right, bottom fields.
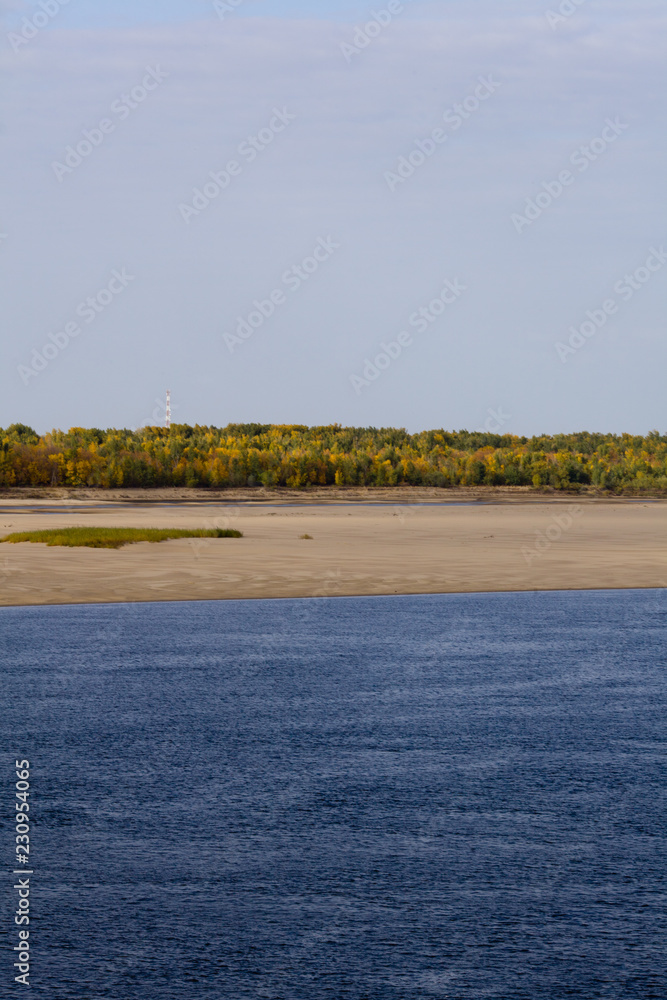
left=1, top=423, right=666, bottom=492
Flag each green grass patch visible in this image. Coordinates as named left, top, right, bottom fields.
left=0, top=527, right=243, bottom=549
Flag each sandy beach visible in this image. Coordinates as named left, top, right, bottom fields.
left=0, top=493, right=664, bottom=606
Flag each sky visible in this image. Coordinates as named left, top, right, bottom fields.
left=1, top=0, right=665, bottom=436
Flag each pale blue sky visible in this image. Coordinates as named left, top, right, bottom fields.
left=1, top=1, right=665, bottom=435
left=3, top=1, right=484, bottom=28
left=3, top=0, right=429, bottom=28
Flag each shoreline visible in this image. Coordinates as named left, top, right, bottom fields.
left=1, top=584, right=664, bottom=611
left=1, top=486, right=666, bottom=505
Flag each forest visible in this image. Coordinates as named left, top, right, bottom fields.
left=1, top=423, right=666, bottom=492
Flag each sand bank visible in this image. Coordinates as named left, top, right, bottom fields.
left=0, top=499, right=664, bottom=606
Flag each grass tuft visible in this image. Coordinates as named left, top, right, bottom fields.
left=299, top=533, right=314, bottom=540
left=0, top=527, right=243, bottom=549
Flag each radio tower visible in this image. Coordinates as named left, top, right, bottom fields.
left=165, top=390, right=171, bottom=430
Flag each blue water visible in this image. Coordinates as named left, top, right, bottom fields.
left=1, top=591, right=665, bottom=999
